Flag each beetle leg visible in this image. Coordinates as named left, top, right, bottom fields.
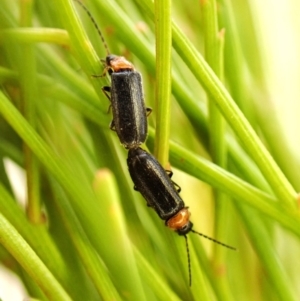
left=102, top=86, right=113, bottom=113
left=109, top=120, right=116, bottom=131
left=146, top=107, right=152, bottom=117
left=166, top=170, right=181, bottom=192
left=166, top=170, right=173, bottom=178
left=172, top=181, right=181, bottom=193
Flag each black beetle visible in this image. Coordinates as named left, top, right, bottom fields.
left=127, top=147, right=193, bottom=234
left=102, top=55, right=151, bottom=149
left=74, top=0, right=151, bottom=148
left=127, top=147, right=236, bottom=285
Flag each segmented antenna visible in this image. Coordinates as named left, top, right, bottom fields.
left=183, top=235, right=192, bottom=286
left=191, top=229, right=237, bottom=251
left=74, top=0, right=110, bottom=55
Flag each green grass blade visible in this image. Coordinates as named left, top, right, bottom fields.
left=0, top=211, right=72, bottom=301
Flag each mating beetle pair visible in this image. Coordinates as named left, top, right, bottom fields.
left=75, top=0, right=235, bottom=286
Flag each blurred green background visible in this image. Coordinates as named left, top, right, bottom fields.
left=0, top=0, right=300, bottom=300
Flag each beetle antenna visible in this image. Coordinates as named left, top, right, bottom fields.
left=74, top=0, right=110, bottom=55
left=191, top=229, right=237, bottom=251
left=183, top=235, right=192, bottom=286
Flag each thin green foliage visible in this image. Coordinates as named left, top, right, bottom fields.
left=0, top=208, right=72, bottom=301
left=153, top=0, right=172, bottom=166
left=0, top=0, right=300, bottom=300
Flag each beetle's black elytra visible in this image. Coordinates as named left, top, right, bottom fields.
left=101, top=55, right=152, bottom=149
left=103, top=69, right=149, bottom=149
left=127, top=147, right=193, bottom=233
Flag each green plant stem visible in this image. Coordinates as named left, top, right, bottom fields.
left=236, top=204, right=297, bottom=301
left=190, top=235, right=229, bottom=300
left=203, top=2, right=226, bottom=167
left=0, top=65, right=108, bottom=128
left=153, top=0, right=172, bottom=166
left=20, top=0, right=33, bottom=26
left=181, top=241, right=212, bottom=298
left=0, top=212, right=72, bottom=301
left=50, top=177, right=122, bottom=301
left=0, top=183, right=88, bottom=300
left=19, top=1, right=42, bottom=224
left=201, top=1, right=234, bottom=300
left=53, top=0, right=104, bottom=101
left=133, top=246, right=183, bottom=301
left=92, top=168, right=147, bottom=300
left=0, top=28, right=70, bottom=45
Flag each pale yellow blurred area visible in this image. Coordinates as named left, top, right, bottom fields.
left=251, top=0, right=300, bottom=155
